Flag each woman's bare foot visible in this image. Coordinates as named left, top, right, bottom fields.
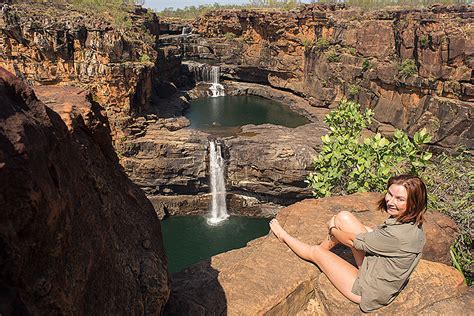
left=269, top=219, right=287, bottom=242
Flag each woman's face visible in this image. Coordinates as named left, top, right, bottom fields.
left=385, top=184, right=408, bottom=217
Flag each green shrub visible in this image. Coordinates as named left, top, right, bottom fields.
left=420, top=152, right=473, bottom=285
left=316, top=37, right=330, bottom=50
left=302, top=38, right=315, bottom=51
left=327, top=50, right=341, bottom=62
left=348, top=84, right=360, bottom=97
left=305, top=99, right=432, bottom=197
left=362, top=58, right=371, bottom=72
left=420, top=35, right=429, bottom=48
left=224, top=32, right=237, bottom=40
left=139, top=53, right=152, bottom=64
left=399, top=59, right=418, bottom=78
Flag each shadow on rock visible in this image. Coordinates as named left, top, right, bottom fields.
left=164, top=260, right=227, bottom=315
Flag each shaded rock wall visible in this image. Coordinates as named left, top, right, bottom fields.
left=0, top=3, right=161, bottom=140
left=190, top=4, right=473, bottom=150
left=0, top=68, right=169, bottom=314
left=165, top=192, right=469, bottom=315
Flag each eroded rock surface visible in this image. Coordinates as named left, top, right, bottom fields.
left=0, top=3, right=161, bottom=139
left=165, top=192, right=466, bottom=315
left=0, top=68, right=169, bottom=314
left=188, top=4, right=474, bottom=150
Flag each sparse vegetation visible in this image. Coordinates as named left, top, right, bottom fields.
left=362, top=58, right=371, bottom=72
left=420, top=152, right=473, bottom=285
left=302, top=38, right=315, bottom=51
left=420, top=35, right=429, bottom=48
left=399, top=59, right=418, bottom=78
left=327, top=50, right=341, bottom=62
left=316, top=37, right=331, bottom=50
left=139, top=53, right=152, bottom=64
left=224, top=32, right=237, bottom=40
left=348, top=84, right=360, bottom=97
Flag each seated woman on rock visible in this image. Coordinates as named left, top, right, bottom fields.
left=270, top=175, right=427, bottom=312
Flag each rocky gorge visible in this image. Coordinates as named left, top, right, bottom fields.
left=0, top=2, right=473, bottom=314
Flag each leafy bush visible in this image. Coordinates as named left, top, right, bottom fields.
left=420, top=152, right=473, bottom=285
left=362, top=58, right=371, bottom=72
left=315, top=37, right=330, bottom=50
left=139, top=53, right=152, bottom=64
left=327, top=50, right=341, bottom=62
left=348, top=84, right=360, bottom=97
left=302, top=38, right=315, bottom=51
left=224, top=32, right=237, bottom=40
left=420, top=35, right=429, bottom=48
left=306, top=100, right=432, bottom=197
left=399, top=59, right=418, bottom=78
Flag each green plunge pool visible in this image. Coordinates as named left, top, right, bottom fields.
left=186, top=95, right=310, bottom=135
left=162, top=216, right=270, bottom=273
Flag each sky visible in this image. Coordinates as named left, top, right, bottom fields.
left=145, top=0, right=250, bottom=11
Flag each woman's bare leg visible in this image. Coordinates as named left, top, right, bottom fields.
left=270, top=219, right=361, bottom=303
left=332, top=211, right=371, bottom=267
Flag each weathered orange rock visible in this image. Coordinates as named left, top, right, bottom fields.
left=0, top=68, right=169, bottom=314
left=165, top=193, right=464, bottom=315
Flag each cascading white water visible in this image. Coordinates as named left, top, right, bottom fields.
left=207, top=140, right=229, bottom=225
left=208, top=66, right=225, bottom=98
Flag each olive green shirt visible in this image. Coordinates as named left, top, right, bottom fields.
left=351, top=217, right=425, bottom=312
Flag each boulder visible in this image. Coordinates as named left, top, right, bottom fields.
left=0, top=68, right=169, bottom=314
left=165, top=192, right=465, bottom=315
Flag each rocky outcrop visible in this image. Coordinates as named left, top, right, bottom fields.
left=165, top=192, right=467, bottom=315
left=189, top=4, right=474, bottom=150
left=0, top=3, right=161, bottom=139
left=0, top=68, right=169, bottom=314
left=118, top=109, right=327, bottom=216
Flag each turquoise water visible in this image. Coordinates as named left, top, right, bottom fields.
left=161, top=216, right=270, bottom=273
left=186, top=95, right=309, bottom=135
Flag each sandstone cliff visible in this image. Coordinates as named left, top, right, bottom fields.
left=190, top=4, right=473, bottom=150
left=0, top=3, right=162, bottom=140
left=0, top=67, right=169, bottom=314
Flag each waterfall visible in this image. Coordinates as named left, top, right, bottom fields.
left=207, top=140, right=229, bottom=225
left=208, top=66, right=225, bottom=98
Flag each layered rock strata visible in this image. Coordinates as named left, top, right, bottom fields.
left=189, top=4, right=474, bottom=150
left=165, top=192, right=468, bottom=315
left=119, top=111, right=328, bottom=217
left=0, top=3, right=161, bottom=139
left=0, top=68, right=169, bottom=314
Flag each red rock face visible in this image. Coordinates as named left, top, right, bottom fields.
left=191, top=4, right=473, bottom=150
left=0, top=67, right=169, bottom=314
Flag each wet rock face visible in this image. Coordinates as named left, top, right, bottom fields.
left=0, top=3, right=160, bottom=139
left=0, top=68, right=169, bottom=314
left=190, top=4, right=474, bottom=150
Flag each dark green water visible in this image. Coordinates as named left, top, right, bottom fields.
left=162, top=216, right=270, bottom=273
left=186, top=95, right=309, bottom=135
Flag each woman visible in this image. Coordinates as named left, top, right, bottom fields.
left=269, top=175, right=427, bottom=312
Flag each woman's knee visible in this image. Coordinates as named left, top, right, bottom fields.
left=334, top=211, right=355, bottom=227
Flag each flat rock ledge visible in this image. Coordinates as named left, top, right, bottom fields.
left=165, top=192, right=471, bottom=315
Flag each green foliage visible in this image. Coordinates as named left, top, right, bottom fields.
left=327, top=50, right=341, bottom=62
left=362, top=58, right=371, bottom=72
left=302, top=38, right=315, bottom=51
left=224, top=32, right=237, bottom=40
left=420, top=152, right=473, bottom=285
left=306, top=100, right=432, bottom=197
left=315, top=37, right=330, bottom=50
left=139, top=53, right=152, bottom=64
left=399, top=59, right=418, bottom=78
left=420, top=35, right=429, bottom=48
left=348, top=84, right=360, bottom=97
